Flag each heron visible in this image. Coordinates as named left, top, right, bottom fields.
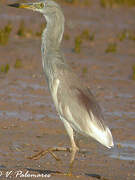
left=9, top=0, right=114, bottom=173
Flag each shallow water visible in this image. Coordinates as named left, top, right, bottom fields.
left=108, top=141, right=135, bottom=161
left=0, top=1, right=135, bottom=179
left=0, top=110, right=45, bottom=121
left=105, top=111, right=135, bottom=118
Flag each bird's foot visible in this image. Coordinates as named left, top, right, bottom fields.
left=62, top=171, right=80, bottom=178
left=27, top=147, right=71, bottom=161
left=27, top=148, right=60, bottom=161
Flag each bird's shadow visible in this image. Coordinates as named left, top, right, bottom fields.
left=85, top=173, right=101, bottom=179
left=26, top=167, right=61, bottom=175
left=26, top=167, right=102, bottom=179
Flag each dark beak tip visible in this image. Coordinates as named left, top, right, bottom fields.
left=8, top=3, right=20, bottom=8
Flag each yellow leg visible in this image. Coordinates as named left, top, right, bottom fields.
left=68, top=143, right=79, bottom=176
left=61, top=118, right=79, bottom=174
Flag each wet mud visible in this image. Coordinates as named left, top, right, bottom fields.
left=0, top=0, right=135, bottom=179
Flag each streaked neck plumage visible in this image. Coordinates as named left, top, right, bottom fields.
left=41, top=9, right=65, bottom=79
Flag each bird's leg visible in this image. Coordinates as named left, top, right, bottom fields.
left=61, top=118, right=79, bottom=175
left=68, top=141, right=79, bottom=175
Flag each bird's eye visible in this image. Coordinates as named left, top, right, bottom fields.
left=40, top=2, right=44, bottom=8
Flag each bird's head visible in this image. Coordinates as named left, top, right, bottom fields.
left=8, top=0, right=61, bottom=17
left=9, top=0, right=65, bottom=43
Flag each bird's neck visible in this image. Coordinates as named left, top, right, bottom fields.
left=42, top=13, right=64, bottom=53
left=41, top=12, right=65, bottom=80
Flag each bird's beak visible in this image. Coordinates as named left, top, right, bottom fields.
left=8, top=3, right=36, bottom=11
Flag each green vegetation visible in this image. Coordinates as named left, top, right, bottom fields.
left=74, top=36, right=82, bottom=53
left=17, top=21, right=33, bottom=37
left=118, top=29, right=135, bottom=41
left=17, top=21, right=26, bottom=37
left=117, top=30, right=129, bottom=41
left=14, top=59, right=23, bottom=68
left=105, top=43, right=117, bottom=53
left=73, top=29, right=95, bottom=53
left=0, top=59, right=23, bottom=74
left=100, top=0, right=135, bottom=8
left=35, top=23, right=46, bottom=37
left=81, top=29, right=90, bottom=40
left=82, top=67, right=88, bottom=74
left=0, top=64, right=10, bottom=73
left=132, top=65, right=135, bottom=80
left=0, top=22, right=12, bottom=45
left=83, top=0, right=91, bottom=6
left=64, top=33, right=70, bottom=40
left=17, top=21, right=46, bottom=38
left=80, top=29, right=95, bottom=41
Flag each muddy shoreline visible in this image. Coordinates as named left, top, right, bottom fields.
left=0, top=0, right=135, bottom=179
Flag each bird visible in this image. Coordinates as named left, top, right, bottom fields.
left=9, top=0, right=114, bottom=173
